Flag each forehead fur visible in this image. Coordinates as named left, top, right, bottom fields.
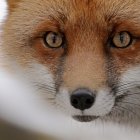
left=4, top=0, right=140, bottom=43
left=6, top=0, right=140, bottom=26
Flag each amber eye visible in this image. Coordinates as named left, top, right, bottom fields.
left=112, top=31, right=132, bottom=48
left=44, top=32, right=64, bottom=48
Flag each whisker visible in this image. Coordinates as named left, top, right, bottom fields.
left=117, top=101, right=140, bottom=108
left=122, top=97, right=140, bottom=101
left=116, top=105, right=139, bottom=117
left=47, top=97, right=55, bottom=100
left=115, top=82, right=140, bottom=91
left=33, top=82, right=56, bottom=93
left=112, top=106, right=125, bottom=113
left=37, top=85, right=55, bottom=92
left=124, top=92, right=140, bottom=96
left=113, top=82, right=140, bottom=96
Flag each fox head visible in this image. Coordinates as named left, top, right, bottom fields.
left=2, top=0, right=140, bottom=124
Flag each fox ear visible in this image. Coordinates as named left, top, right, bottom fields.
left=7, top=0, right=21, bottom=13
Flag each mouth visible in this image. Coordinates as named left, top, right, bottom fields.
left=73, top=115, right=99, bottom=122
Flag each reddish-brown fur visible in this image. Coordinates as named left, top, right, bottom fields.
left=1, top=0, right=140, bottom=139
left=3, top=0, right=140, bottom=92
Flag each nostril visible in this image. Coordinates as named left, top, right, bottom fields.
left=70, top=89, right=95, bottom=111
left=72, top=98, right=78, bottom=105
left=86, top=98, right=94, bottom=105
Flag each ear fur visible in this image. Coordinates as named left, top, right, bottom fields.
left=7, top=0, right=21, bottom=13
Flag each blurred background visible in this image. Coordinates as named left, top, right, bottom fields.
left=0, top=0, right=6, bottom=21
left=0, top=0, right=140, bottom=140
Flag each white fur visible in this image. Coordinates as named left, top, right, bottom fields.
left=1, top=70, right=140, bottom=140
left=119, top=66, right=140, bottom=94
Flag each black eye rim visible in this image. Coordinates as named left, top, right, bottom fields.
left=110, top=31, right=133, bottom=49
left=43, top=31, right=66, bottom=49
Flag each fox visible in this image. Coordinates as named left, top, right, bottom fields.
left=1, top=0, right=140, bottom=139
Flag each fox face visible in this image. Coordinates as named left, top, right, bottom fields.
left=2, top=0, right=140, bottom=124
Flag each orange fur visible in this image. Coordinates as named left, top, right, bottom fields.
left=7, top=0, right=21, bottom=13
left=2, top=0, right=140, bottom=139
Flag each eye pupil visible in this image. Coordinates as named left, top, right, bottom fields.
left=120, top=33, right=124, bottom=44
left=52, top=34, right=57, bottom=44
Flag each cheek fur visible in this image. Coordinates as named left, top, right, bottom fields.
left=118, top=65, right=140, bottom=95
left=24, top=62, right=57, bottom=100
left=32, top=39, right=64, bottom=74
left=110, top=40, right=140, bottom=74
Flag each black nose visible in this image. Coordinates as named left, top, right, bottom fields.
left=70, top=89, right=95, bottom=111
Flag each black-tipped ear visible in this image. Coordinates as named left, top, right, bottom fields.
left=7, top=0, right=21, bottom=13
